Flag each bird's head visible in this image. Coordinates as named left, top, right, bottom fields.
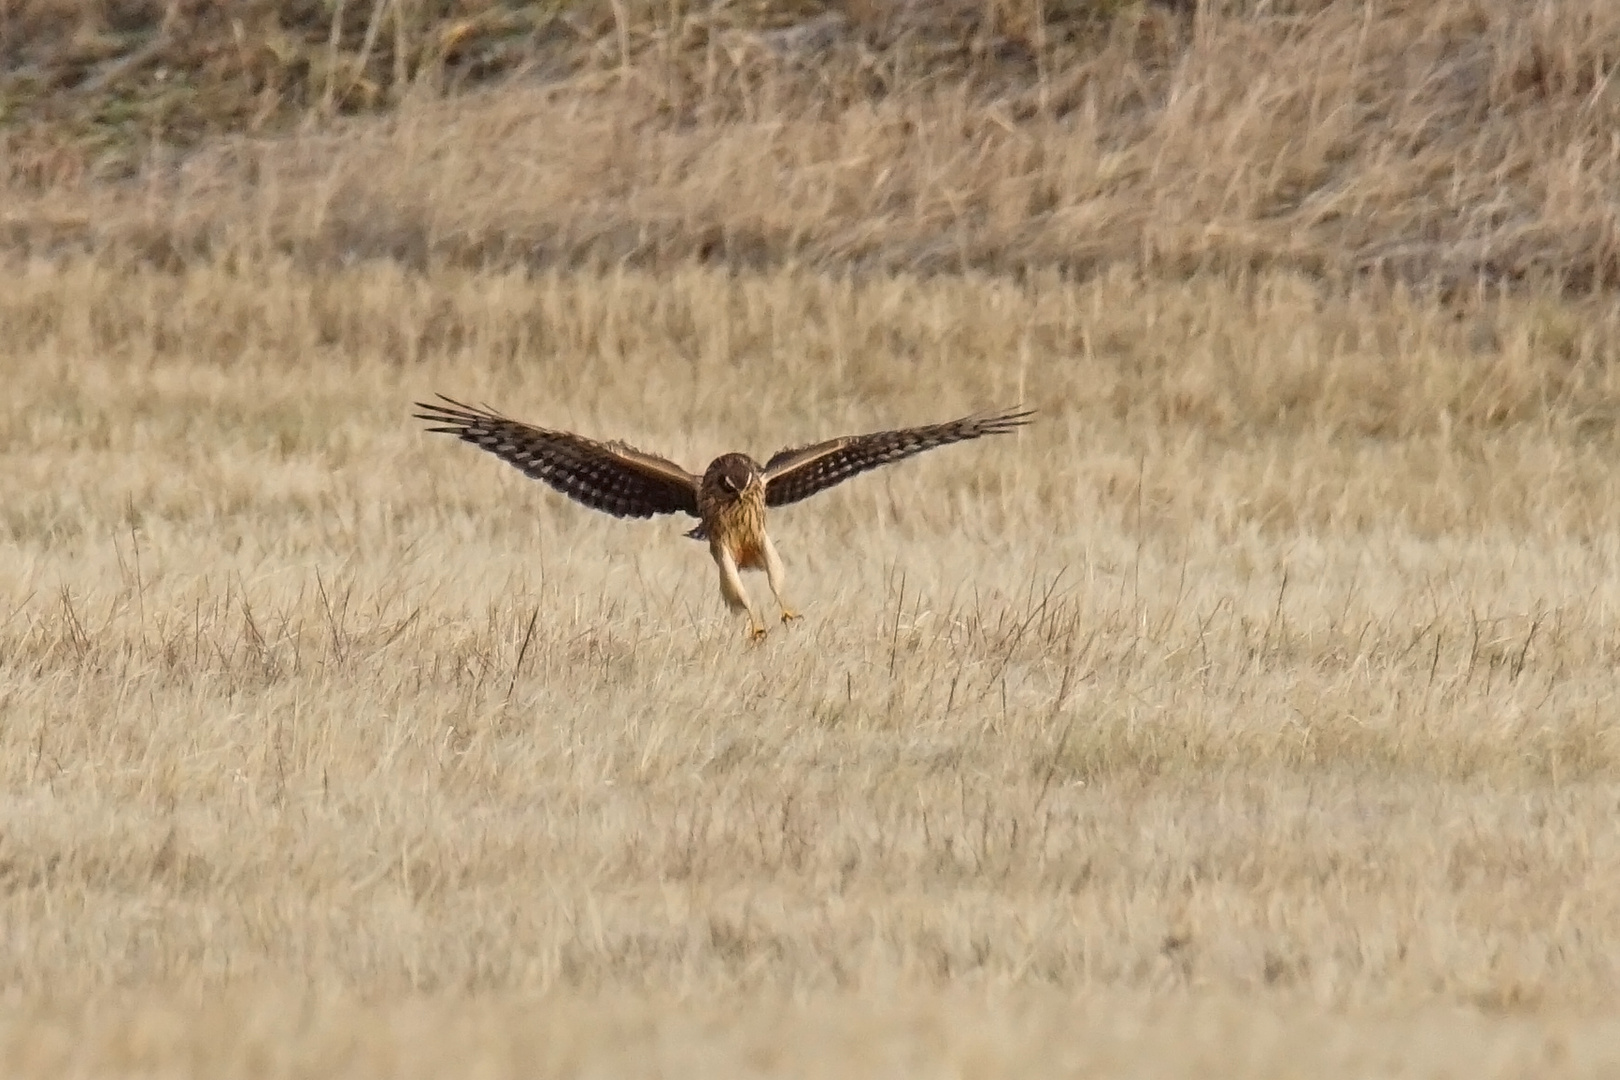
left=707, top=453, right=762, bottom=502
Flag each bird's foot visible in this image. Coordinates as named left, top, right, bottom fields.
left=748, top=624, right=769, bottom=642
left=779, top=609, right=802, bottom=624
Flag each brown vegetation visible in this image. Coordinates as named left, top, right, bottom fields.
left=5, top=0, right=1620, bottom=288
left=4, top=0, right=1620, bottom=1075
left=5, top=262, right=1620, bottom=1074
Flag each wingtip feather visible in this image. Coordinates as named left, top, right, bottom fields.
left=968, top=405, right=1035, bottom=432
left=413, top=392, right=508, bottom=430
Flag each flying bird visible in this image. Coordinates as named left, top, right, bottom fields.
left=414, top=395, right=1033, bottom=640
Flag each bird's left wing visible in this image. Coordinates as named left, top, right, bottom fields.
left=762, top=406, right=1034, bottom=508
left=414, top=394, right=701, bottom=519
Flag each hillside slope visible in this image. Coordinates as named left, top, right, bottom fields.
left=4, top=0, right=1618, bottom=287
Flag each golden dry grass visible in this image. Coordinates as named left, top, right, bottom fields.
left=7, top=0, right=1620, bottom=288
left=5, top=1, right=1620, bottom=1075
left=4, top=258, right=1620, bottom=1075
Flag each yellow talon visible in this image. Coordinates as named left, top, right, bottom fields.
left=780, top=609, right=801, bottom=623
left=748, top=624, right=769, bottom=642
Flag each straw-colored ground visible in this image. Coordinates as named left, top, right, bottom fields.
left=5, top=262, right=1619, bottom=1076
left=5, top=1, right=1620, bottom=1076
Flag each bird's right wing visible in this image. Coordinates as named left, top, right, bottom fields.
left=762, top=407, right=1034, bottom=508
left=414, top=394, right=701, bottom=519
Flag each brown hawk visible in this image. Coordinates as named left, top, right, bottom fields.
left=414, top=395, right=1033, bottom=639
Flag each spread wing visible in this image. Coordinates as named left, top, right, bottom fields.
left=414, top=394, right=701, bottom=519
left=763, top=406, right=1034, bottom=508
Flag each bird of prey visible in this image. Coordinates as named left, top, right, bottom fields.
left=414, top=395, right=1033, bottom=640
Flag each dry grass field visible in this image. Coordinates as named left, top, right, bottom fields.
left=7, top=261, right=1620, bottom=1077
left=4, top=1, right=1620, bottom=1077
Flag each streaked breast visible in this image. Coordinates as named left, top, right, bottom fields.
left=711, top=488, right=768, bottom=569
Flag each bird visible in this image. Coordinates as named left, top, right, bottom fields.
left=413, top=394, right=1033, bottom=640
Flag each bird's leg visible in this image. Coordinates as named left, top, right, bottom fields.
left=762, top=534, right=800, bottom=624
left=714, top=544, right=767, bottom=640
